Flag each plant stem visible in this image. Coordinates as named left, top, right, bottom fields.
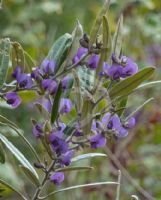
left=53, top=52, right=90, bottom=79
left=32, top=160, right=56, bottom=200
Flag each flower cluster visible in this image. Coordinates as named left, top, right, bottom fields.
left=3, top=41, right=138, bottom=185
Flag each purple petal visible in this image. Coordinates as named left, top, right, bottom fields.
left=88, top=54, right=99, bottom=69
left=50, top=172, right=64, bottom=185
left=89, top=133, right=106, bottom=149
left=125, top=117, right=136, bottom=129
left=5, top=92, right=21, bottom=108
left=42, top=59, right=56, bottom=75
left=107, top=64, right=123, bottom=80
left=59, top=98, right=72, bottom=114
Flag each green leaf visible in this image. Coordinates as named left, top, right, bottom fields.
left=112, top=15, right=123, bottom=58
left=80, top=98, right=93, bottom=135
left=24, top=51, right=36, bottom=73
left=0, top=133, right=39, bottom=183
left=51, top=82, right=62, bottom=123
left=18, top=90, right=38, bottom=103
left=65, top=20, right=83, bottom=66
left=63, top=118, right=76, bottom=136
left=0, top=178, right=27, bottom=200
left=0, top=114, right=19, bottom=129
left=96, top=15, right=110, bottom=76
left=136, top=80, right=161, bottom=90
left=11, top=42, right=25, bottom=71
left=41, top=181, right=118, bottom=199
left=0, top=38, right=11, bottom=87
left=89, top=0, right=110, bottom=49
left=20, top=165, right=40, bottom=186
left=35, top=102, right=50, bottom=119
left=72, top=153, right=107, bottom=162
left=46, top=33, right=72, bottom=73
left=0, top=143, right=5, bottom=164
left=72, top=69, right=82, bottom=113
left=116, top=96, right=128, bottom=117
left=109, top=67, right=155, bottom=99
left=56, top=166, right=93, bottom=172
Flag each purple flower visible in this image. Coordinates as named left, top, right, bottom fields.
left=49, top=131, right=68, bottom=155
left=17, top=73, right=33, bottom=89
left=88, top=54, right=99, bottom=69
left=59, top=98, right=72, bottom=114
left=73, top=47, right=88, bottom=64
left=31, top=67, right=43, bottom=80
left=121, top=57, right=138, bottom=78
left=61, top=150, right=74, bottom=166
left=124, top=117, right=136, bottom=129
left=107, top=114, right=121, bottom=130
left=101, top=62, right=110, bottom=76
left=12, top=66, right=22, bottom=79
left=5, top=92, right=21, bottom=108
left=33, top=123, right=44, bottom=139
left=41, top=79, right=57, bottom=95
left=42, top=59, right=56, bottom=75
left=61, top=76, right=71, bottom=90
left=50, top=172, right=64, bottom=185
left=89, top=133, right=106, bottom=149
left=117, top=127, right=128, bottom=138
left=107, top=63, right=123, bottom=80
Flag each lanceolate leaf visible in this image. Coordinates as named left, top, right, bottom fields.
left=0, top=143, right=5, bottom=164
left=46, top=33, right=72, bottom=73
left=20, top=165, right=40, bottom=186
left=112, top=15, right=123, bottom=58
left=0, top=114, right=19, bottom=129
left=65, top=20, right=83, bottom=66
left=0, top=178, right=27, bottom=200
left=72, top=153, right=107, bottom=162
left=109, top=67, right=155, bottom=99
left=0, top=38, right=11, bottom=87
left=41, top=181, right=118, bottom=199
left=117, top=96, right=128, bottom=117
left=96, top=15, right=110, bottom=76
left=11, top=42, right=25, bottom=71
left=56, top=166, right=93, bottom=172
left=24, top=51, right=36, bottom=73
left=89, top=0, right=110, bottom=49
left=51, top=82, right=62, bottom=123
left=0, top=134, right=39, bottom=183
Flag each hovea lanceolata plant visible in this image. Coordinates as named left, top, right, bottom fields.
left=0, top=1, right=157, bottom=199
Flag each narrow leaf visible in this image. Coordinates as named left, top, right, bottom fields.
left=0, top=133, right=39, bottom=182
left=40, top=181, right=118, bottom=199
left=20, top=165, right=40, bottom=186
left=0, top=38, right=11, bottom=87
left=24, top=51, right=36, bottom=73
left=46, top=33, right=72, bottom=73
left=56, top=166, right=93, bottom=172
left=0, top=143, right=5, bottom=164
left=109, top=67, right=155, bottom=99
left=72, top=153, right=107, bottom=162
left=0, top=179, right=27, bottom=200
left=0, top=114, right=19, bottom=129
left=112, top=15, right=123, bottom=58
left=136, top=80, right=161, bottom=90
left=89, top=0, right=110, bottom=49
left=11, top=42, right=25, bottom=71
left=51, top=82, right=62, bottom=123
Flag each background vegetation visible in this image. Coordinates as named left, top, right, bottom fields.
left=0, top=0, right=161, bottom=199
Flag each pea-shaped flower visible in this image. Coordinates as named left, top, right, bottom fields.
left=59, top=98, right=72, bottom=114
left=50, top=172, right=64, bottom=185
left=5, top=92, right=21, bottom=108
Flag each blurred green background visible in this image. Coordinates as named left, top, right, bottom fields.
left=0, top=0, right=161, bottom=199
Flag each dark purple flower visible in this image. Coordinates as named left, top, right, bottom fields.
left=121, top=57, right=138, bottom=78
left=72, top=47, right=88, bottom=64
left=33, top=123, right=44, bottom=139
left=61, top=150, right=74, bottom=166
left=12, top=66, right=22, bottom=79
left=17, top=73, right=33, bottom=89
left=41, top=79, right=57, bottom=95
left=107, top=114, right=121, bottom=130
left=117, top=127, right=128, bottom=138
left=50, top=172, right=64, bottom=185
left=101, top=62, right=110, bottom=76
left=88, top=54, right=99, bottom=69
left=49, top=131, right=68, bottom=155
left=5, top=92, right=21, bottom=108
left=31, top=67, right=43, bottom=80
left=59, top=98, right=72, bottom=114
left=107, top=63, right=123, bottom=80
left=42, top=59, right=56, bottom=75
left=89, top=133, right=106, bottom=149
left=124, top=117, right=136, bottom=129
left=61, top=76, right=71, bottom=90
